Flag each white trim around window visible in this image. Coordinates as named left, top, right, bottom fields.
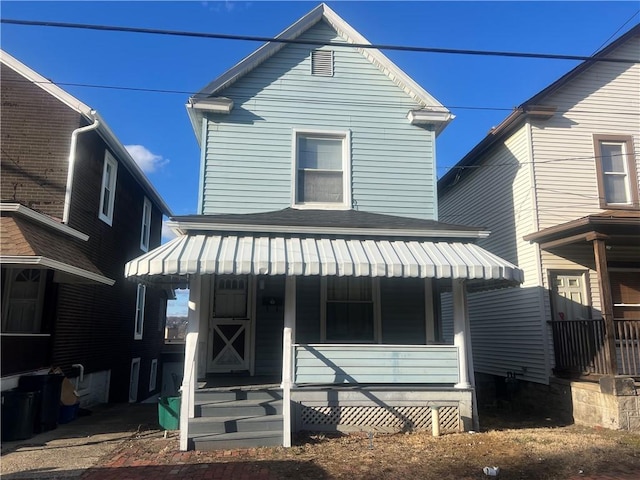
left=593, top=135, right=639, bottom=209
left=291, top=129, right=351, bottom=209
left=140, top=197, right=152, bottom=252
left=134, top=284, right=146, bottom=340
left=98, top=151, right=118, bottom=225
left=129, top=357, right=140, bottom=403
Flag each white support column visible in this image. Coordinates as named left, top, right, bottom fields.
left=452, top=279, right=472, bottom=389
left=179, top=276, right=201, bottom=452
left=281, top=275, right=296, bottom=448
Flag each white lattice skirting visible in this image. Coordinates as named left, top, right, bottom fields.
left=298, top=404, right=460, bottom=433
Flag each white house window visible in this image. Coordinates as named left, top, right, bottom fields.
left=99, top=151, right=118, bottom=225
left=311, top=50, right=333, bottom=76
left=293, top=130, right=351, bottom=208
left=594, top=135, right=638, bottom=208
left=2, top=268, right=46, bottom=333
left=134, top=284, right=146, bottom=339
left=140, top=197, right=152, bottom=252
left=323, top=277, right=378, bottom=343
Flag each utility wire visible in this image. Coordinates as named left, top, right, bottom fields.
left=2, top=18, right=639, bottom=64
left=591, top=10, right=640, bottom=54
left=2, top=77, right=638, bottom=117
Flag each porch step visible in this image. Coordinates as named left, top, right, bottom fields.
left=189, top=430, right=283, bottom=450
left=195, top=388, right=283, bottom=402
left=195, top=398, right=283, bottom=417
left=189, top=414, right=283, bottom=434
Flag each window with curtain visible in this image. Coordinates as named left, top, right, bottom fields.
left=296, top=133, right=347, bottom=205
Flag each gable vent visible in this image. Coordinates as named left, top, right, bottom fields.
left=311, top=50, right=333, bottom=77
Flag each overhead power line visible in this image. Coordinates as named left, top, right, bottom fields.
left=2, top=18, right=639, bottom=64
left=2, top=77, right=637, bottom=117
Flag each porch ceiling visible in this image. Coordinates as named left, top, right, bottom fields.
left=124, top=233, right=523, bottom=291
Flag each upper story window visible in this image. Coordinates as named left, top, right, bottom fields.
left=99, top=151, right=118, bottom=225
left=593, top=135, right=638, bottom=209
left=140, top=197, right=152, bottom=252
left=311, top=50, right=333, bottom=76
left=293, top=130, right=351, bottom=209
left=2, top=268, right=46, bottom=333
left=134, top=284, right=146, bottom=340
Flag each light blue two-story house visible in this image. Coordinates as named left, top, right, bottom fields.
left=126, top=4, right=522, bottom=450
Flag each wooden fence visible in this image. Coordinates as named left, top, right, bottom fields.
left=549, top=319, right=640, bottom=377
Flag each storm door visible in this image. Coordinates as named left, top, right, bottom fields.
left=207, top=275, right=251, bottom=373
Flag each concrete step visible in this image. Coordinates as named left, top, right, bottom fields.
left=189, top=414, right=283, bottom=434
left=195, top=398, right=282, bottom=417
left=195, top=389, right=282, bottom=402
left=190, top=430, right=283, bottom=450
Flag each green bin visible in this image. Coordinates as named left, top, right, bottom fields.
left=158, top=396, right=181, bottom=430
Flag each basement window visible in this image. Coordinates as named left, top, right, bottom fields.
left=311, top=50, right=333, bottom=77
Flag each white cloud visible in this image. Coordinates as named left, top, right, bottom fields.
left=162, top=219, right=178, bottom=243
left=125, top=144, right=169, bottom=173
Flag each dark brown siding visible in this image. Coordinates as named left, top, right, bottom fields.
left=0, top=63, right=81, bottom=218
left=1, top=64, right=166, bottom=403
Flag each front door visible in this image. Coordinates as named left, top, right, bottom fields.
left=550, top=272, right=590, bottom=321
left=207, top=275, right=252, bottom=373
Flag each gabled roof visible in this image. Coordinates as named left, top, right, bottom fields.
left=187, top=3, right=452, bottom=142
left=0, top=49, right=172, bottom=217
left=438, top=23, right=640, bottom=195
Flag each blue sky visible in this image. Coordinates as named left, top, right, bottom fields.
left=2, top=2, right=638, bottom=315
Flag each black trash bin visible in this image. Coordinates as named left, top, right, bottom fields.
left=1, top=390, right=38, bottom=441
left=18, top=373, right=64, bottom=433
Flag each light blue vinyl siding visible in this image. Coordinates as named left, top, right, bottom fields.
left=294, top=345, right=459, bottom=384
left=202, top=20, right=436, bottom=218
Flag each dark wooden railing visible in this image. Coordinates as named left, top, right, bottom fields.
left=549, top=319, right=640, bottom=377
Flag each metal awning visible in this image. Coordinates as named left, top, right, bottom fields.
left=125, top=234, right=523, bottom=291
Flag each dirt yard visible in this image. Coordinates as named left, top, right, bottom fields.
left=93, top=410, right=640, bottom=480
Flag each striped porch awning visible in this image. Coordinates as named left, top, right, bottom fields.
left=125, top=234, right=523, bottom=291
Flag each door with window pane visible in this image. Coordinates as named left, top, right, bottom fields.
left=550, top=272, right=590, bottom=321
left=207, top=276, right=251, bottom=372
left=2, top=269, right=46, bottom=333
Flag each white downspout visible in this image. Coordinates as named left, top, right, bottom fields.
left=63, top=111, right=100, bottom=224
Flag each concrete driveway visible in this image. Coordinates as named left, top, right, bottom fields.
left=1, top=403, right=160, bottom=479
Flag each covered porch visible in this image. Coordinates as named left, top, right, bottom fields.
left=524, top=210, right=640, bottom=379
left=125, top=209, right=523, bottom=450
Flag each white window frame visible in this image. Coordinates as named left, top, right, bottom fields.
left=140, top=197, right=152, bottom=252
left=593, top=135, right=639, bottom=209
left=1, top=268, right=47, bottom=333
left=291, top=129, right=351, bottom=210
left=134, top=284, right=146, bottom=340
left=129, top=357, right=140, bottom=403
left=149, top=358, right=158, bottom=392
left=98, top=151, right=118, bottom=225
left=320, top=277, right=381, bottom=343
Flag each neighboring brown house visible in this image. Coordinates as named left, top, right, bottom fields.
left=438, top=26, right=639, bottom=430
left=1, top=49, right=173, bottom=405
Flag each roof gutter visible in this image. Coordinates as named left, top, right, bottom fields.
left=63, top=111, right=100, bottom=224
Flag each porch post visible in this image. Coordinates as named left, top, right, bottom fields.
left=593, top=238, right=618, bottom=375
left=282, top=275, right=296, bottom=448
left=179, top=276, right=201, bottom=451
left=452, top=279, right=472, bottom=389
